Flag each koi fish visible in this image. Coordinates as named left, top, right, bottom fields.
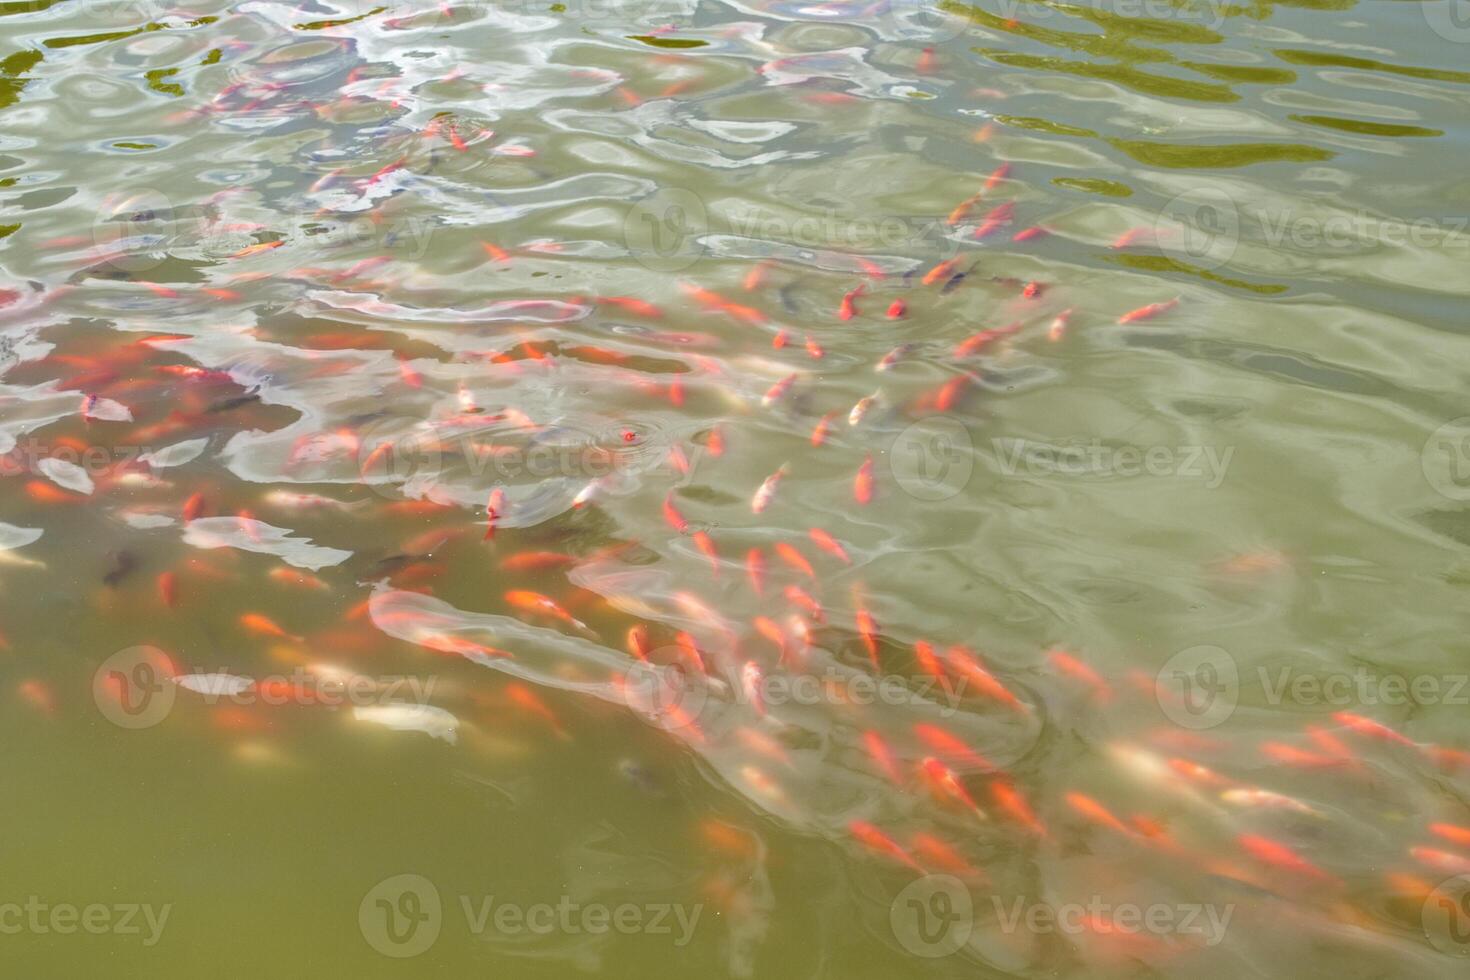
left=504, top=590, right=592, bottom=634
left=810, top=412, right=835, bottom=447
left=853, top=455, right=874, bottom=504
left=483, top=487, right=507, bottom=541
left=1065, top=792, right=1134, bottom=837
left=783, top=584, right=823, bottom=622
left=752, top=465, right=787, bottom=514
left=663, top=493, right=690, bottom=534
left=921, top=259, right=957, bottom=286
left=954, top=321, right=1020, bottom=358
left=913, top=722, right=992, bottom=771
left=1412, top=846, right=1470, bottom=876
left=741, top=660, right=766, bottom=716
left=992, top=780, right=1046, bottom=835
left=921, top=757, right=987, bottom=820
left=839, top=283, right=864, bottom=321
left=762, top=373, right=797, bottom=408
left=849, top=820, right=923, bottom=871
left=808, top=528, right=850, bottom=564
left=913, top=641, right=949, bottom=692
left=972, top=202, right=1014, bottom=240
left=231, top=240, right=285, bottom=259
left=945, top=646, right=1026, bottom=712
left=506, top=682, right=569, bottom=740
left=862, top=730, right=904, bottom=785
left=1117, top=297, right=1179, bottom=324
left=1333, top=711, right=1416, bottom=747
left=848, top=392, right=878, bottom=427
left=1222, top=788, right=1324, bottom=817
left=239, top=612, right=302, bottom=643
left=774, top=542, right=814, bottom=578
left=499, top=551, right=576, bottom=572
left=886, top=300, right=905, bottom=320
left=1049, top=649, right=1111, bottom=701
left=1428, top=823, right=1470, bottom=847
left=912, top=832, right=982, bottom=878
left=743, top=260, right=772, bottom=291
left=1047, top=308, right=1073, bottom=342
left=876, top=344, right=915, bottom=371
left=746, top=548, right=766, bottom=596
left=692, top=530, right=720, bottom=575
left=1239, top=833, right=1338, bottom=884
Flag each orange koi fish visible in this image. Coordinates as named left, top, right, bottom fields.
left=773, top=541, right=814, bottom=578
left=504, top=591, right=591, bottom=633
left=499, top=551, right=576, bottom=572
left=157, top=571, right=178, bottom=607
left=505, top=682, right=570, bottom=740
left=954, top=321, right=1020, bottom=358
left=239, top=612, right=302, bottom=643
left=231, top=240, right=285, bottom=259
left=913, top=832, right=983, bottom=878
left=746, top=548, right=766, bottom=596
left=1239, top=833, right=1338, bottom=885
left=862, top=730, right=904, bottom=785
left=945, top=645, right=1026, bottom=712
left=1334, top=711, right=1416, bottom=747
left=810, top=412, right=835, bottom=447
left=913, top=722, right=992, bottom=771
left=483, top=487, right=507, bottom=541
left=1412, top=846, right=1470, bottom=876
left=1117, top=297, right=1179, bottom=324
left=991, top=780, right=1046, bottom=835
left=853, top=455, right=874, bottom=504
left=972, top=202, right=1014, bottom=239
left=849, top=820, right=923, bottom=871
left=921, top=259, right=957, bottom=286
left=921, top=757, right=987, bottom=820
left=1048, top=649, right=1111, bottom=701
left=662, top=493, right=689, bottom=534
left=692, top=531, right=720, bottom=575
left=1065, top=792, right=1134, bottom=837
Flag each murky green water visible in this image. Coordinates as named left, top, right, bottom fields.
left=3, top=0, right=1470, bottom=976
